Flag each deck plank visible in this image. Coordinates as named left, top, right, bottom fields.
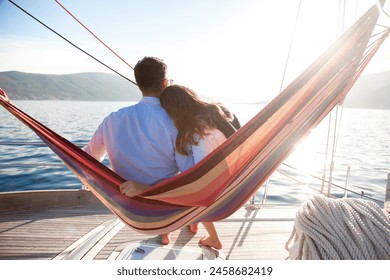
left=0, top=197, right=298, bottom=260
left=0, top=206, right=113, bottom=260
left=96, top=204, right=298, bottom=260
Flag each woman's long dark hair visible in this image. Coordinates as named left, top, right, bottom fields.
left=160, top=85, right=236, bottom=155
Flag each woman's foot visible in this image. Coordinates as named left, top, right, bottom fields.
left=160, top=233, right=171, bottom=245
left=199, top=236, right=222, bottom=250
left=189, top=223, right=198, bottom=234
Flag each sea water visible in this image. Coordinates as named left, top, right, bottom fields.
left=0, top=101, right=389, bottom=205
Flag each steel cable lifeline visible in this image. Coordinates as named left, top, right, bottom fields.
left=279, top=0, right=302, bottom=92
left=7, top=0, right=137, bottom=86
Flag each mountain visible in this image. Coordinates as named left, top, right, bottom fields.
left=0, top=70, right=389, bottom=109
left=344, top=70, right=390, bottom=109
left=0, top=71, right=141, bottom=101
left=209, top=71, right=390, bottom=109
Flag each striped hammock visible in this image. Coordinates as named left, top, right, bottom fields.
left=1, top=1, right=389, bottom=235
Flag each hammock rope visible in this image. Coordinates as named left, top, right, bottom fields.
left=286, top=195, right=390, bottom=259
left=54, top=0, right=135, bottom=70
left=1, top=1, right=389, bottom=235
left=7, top=0, right=136, bottom=85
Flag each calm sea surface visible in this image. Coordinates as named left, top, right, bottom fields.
left=0, top=101, right=389, bottom=205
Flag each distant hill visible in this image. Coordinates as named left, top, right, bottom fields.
left=0, top=70, right=389, bottom=109
left=213, top=70, right=390, bottom=110
left=0, top=71, right=141, bottom=101
left=344, top=70, right=390, bottom=109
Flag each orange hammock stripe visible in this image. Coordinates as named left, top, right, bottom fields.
left=1, top=1, right=388, bottom=235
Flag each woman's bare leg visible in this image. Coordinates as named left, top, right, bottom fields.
left=160, top=233, right=171, bottom=245
left=189, top=223, right=198, bottom=233
left=199, top=222, right=222, bottom=249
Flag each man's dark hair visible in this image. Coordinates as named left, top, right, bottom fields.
left=134, top=57, right=167, bottom=93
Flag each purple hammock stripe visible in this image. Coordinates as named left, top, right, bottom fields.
left=0, top=1, right=388, bottom=235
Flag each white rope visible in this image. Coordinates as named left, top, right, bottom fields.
left=286, top=195, right=390, bottom=259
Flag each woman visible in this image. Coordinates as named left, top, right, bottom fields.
left=120, top=85, right=239, bottom=249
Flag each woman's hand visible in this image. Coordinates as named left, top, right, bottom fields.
left=119, top=181, right=150, bottom=197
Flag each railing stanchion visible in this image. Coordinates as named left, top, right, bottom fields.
left=385, top=173, right=390, bottom=213
left=343, top=166, right=351, bottom=198
left=262, top=179, right=270, bottom=204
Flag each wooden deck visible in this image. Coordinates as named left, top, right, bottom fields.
left=0, top=190, right=298, bottom=260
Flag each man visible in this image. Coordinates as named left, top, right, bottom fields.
left=84, top=57, right=195, bottom=244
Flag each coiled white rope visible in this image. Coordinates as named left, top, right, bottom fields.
left=286, top=195, right=390, bottom=259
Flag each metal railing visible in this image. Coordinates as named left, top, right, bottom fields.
left=250, top=163, right=387, bottom=207
left=1, top=141, right=388, bottom=207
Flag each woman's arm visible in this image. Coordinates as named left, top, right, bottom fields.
left=192, top=129, right=227, bottom=163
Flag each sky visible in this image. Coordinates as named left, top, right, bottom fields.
left=0, top=0, right=389, bottom=102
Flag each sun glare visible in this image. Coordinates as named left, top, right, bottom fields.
left=0, top=0, right=388, bottom=102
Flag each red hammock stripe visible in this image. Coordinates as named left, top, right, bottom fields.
left=1, top=1, right=388, bottom=235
